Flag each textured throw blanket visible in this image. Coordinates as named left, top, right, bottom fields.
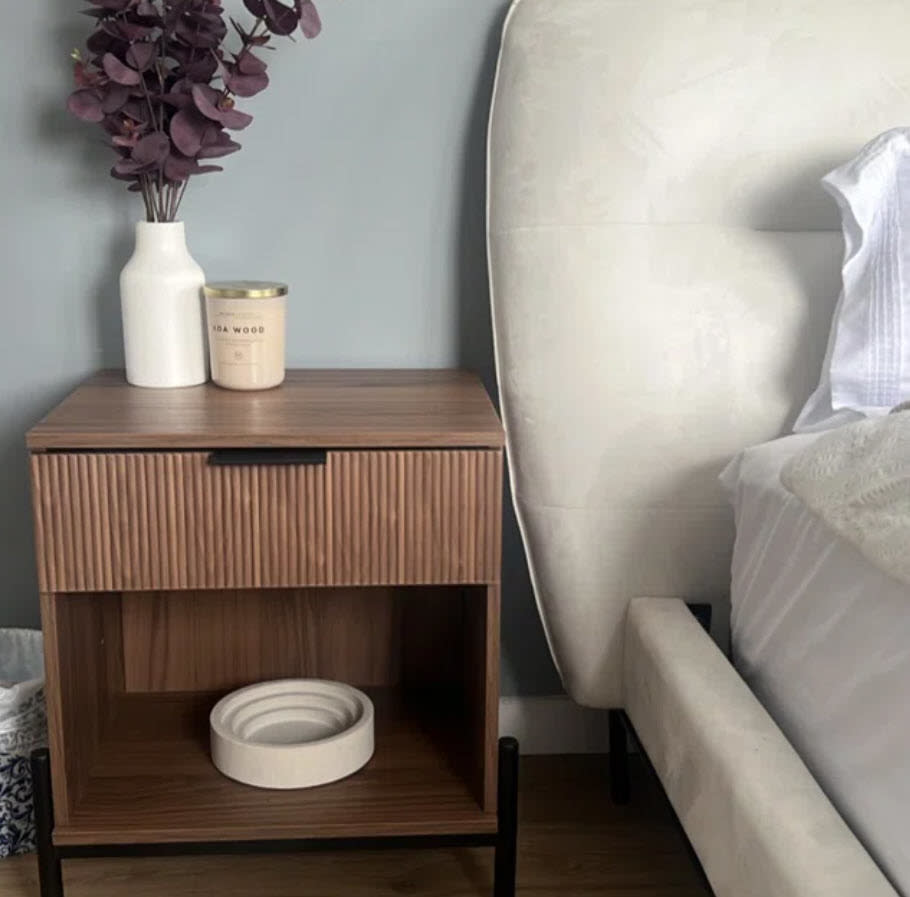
left=781, top=406, right=910, bottom=587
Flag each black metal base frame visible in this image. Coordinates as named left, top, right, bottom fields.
left=30, top=737, right=520, bottom=897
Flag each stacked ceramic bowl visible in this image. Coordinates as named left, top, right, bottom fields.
left=210, top=680, right=374, bottom=789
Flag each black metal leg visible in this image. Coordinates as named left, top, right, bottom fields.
left=609, top=710, right=630, bottom=805
left=686, top=602, right=713, bottom=635
left=494, top=736, right=519, bottom=897
left=30, top=748, right=64, bottom=897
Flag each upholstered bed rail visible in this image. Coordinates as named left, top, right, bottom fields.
left=623, top=598, right=898, bottom=897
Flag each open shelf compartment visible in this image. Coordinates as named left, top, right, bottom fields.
left=42, top=586, right=499, bottom=846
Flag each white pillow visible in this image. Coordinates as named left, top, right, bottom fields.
left=794, top=128, right=910, bottom=433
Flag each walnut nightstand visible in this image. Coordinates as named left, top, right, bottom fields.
left=26, top=370, right=518, bottom=897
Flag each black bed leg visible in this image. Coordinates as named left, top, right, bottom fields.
left=494, top=736, right=519, bottom=897
left=30, top=749, right=64, bottom=897
left=609, top=710, right=630, bottom=805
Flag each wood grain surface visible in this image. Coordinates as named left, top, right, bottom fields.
left=26, top=370, right=504, bottom=450
left=30, top=449, right=502, bottom=592
left=54, top=690, right=495, bottom=846
left=39, top=592, right=124, bottom=827
left=120, top=587, right=481, bottom=695
left=1, top=756, right=711, bottom=897
left=120, top=588, right=404, bottom=693
left=467, top=586, right=500, bottom=812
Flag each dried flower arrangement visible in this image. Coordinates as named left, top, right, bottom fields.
left=67, top=0, right=321, bottom=222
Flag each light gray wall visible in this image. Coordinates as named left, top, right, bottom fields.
left=0, top=0, right=562, bottom=696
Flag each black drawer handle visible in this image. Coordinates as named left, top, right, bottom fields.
left=207, top=449, right=328, bottom=467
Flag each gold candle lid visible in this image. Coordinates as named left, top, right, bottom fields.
left=203, top=281, right=288, bottom=298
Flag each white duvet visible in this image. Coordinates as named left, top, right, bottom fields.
left=723, top=434, right=910, bottom=895
left=782, top=410, right=910, bottom=587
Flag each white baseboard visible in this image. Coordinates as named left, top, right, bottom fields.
left=498, top=695, right=613, bottom=754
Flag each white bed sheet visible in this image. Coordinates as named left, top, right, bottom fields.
left=722, top=435, right=910, bottom=896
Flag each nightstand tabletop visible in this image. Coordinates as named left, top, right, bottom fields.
left=27, top=369, right=503, bottom=451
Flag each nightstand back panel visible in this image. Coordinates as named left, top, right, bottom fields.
left=120, top=588, right=404, bottom=692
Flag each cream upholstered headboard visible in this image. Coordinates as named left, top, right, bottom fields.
left=487, top=0, right=910, bottom=707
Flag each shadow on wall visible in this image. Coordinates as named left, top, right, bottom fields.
left=44, top=0, right=131, bottom=366
left=1, top=0, right=130, bottom=629
left=455, top=4, right=564, bottom=697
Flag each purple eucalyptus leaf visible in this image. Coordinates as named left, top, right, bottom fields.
left=166, top=43, right=191, bottom=64
left=100, top=82, right=131, bottom=113
left=86, top=30, right=120, bottom=55
left=189, top=3, right=223, bottom=18
left=73, top=61, right=104, bottom=89
left=198, top=126, right=239, bottom=150
left=112, top=134, right=138, bottom=148
left=161, top=3, right=181, bottom=29
left=224, top=68, right=269, bottom=97
left=187, top=85, right=221, bottom=121
left=190, top=83, right=252, bottom=129
left=102, top=52, right=141, bottom=85
left=160, top=91, right=194, bottom=109
left=99, top=114, right=123, bottom=136
left=169, top=76, right=195, bottom=95
left=235, top=51, right=267, bottom=75
left=296, top=0, right=321, bottom=38
left=218, top=106, right=253, bottom=129
left=174, top=19, right=222, bottom=48
left=199, top=122, right=223, bottom=145
left=121, top=99, right=150, bottom=123
left=184, top=16, right=227, bottom=35
left=173, top=7, right=227, bottom=47
left=190, top=82, right=221, bottom=108
left=126, top=42, right=156, bottom=71
left=102, top=20, right=154, bottom=41
left=170, top=107, right=208, bottom=155
left=179, top=56, right=219, bottom=80
left=164, top=152, right=196, bottom=180
left=67, top=89, right=105, bottom=122
left=194, top=9, right=226, bottom=24
left=262, top=0, right=297, bottom=36
left=242, top=0, right=265, bottom=15
left=113, top=158, right=147, bottom=175
left=136, top=0, right=158, bottom=15
left=164, top=152, right=221, bottom=181
left=135, top=11, right=164, bottom=27
left=197, top=137, right=241, bottom=159
left=132, top=131, right=171, bottom=165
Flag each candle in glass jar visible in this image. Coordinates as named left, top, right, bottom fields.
left=203, top=281, right=287, bottom=390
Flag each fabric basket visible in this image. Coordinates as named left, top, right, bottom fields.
left=0, top=629, right=46, bottom=858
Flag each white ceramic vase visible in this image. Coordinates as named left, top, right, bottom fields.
left=120, top=221, right=208, bottom=388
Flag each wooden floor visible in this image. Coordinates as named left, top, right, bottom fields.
left=0, top=755, right=710, bottom=897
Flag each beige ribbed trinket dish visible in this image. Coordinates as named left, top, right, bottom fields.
left=210, top=679, right=374, bottom=789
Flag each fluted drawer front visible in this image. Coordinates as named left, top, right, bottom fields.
left=331, top=450, right=502, bottom=586
left=31, top=450, right=502, bottom=592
